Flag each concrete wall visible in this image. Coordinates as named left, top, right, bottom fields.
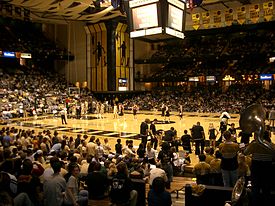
left=43, top=21, right=87, bottom=87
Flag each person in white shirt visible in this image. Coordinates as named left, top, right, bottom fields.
left=149, top=162, right=168, bottom=186
left=146, top=143, right=156, bottom=165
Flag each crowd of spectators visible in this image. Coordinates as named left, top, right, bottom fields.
left=0, top=126, right=182, bottom=206
left=141, top=24, right=275, bottom=81
left=123, top=83, right=268, bottom=114
left=0, top=17, right=71, bottom=60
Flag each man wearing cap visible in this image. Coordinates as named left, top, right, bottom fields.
left=140, top=118, right=150, bottom=149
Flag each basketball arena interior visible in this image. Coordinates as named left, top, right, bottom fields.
left=1, top=0, right=275, bottom=206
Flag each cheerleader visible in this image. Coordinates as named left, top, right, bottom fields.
left=208, top=123, right=219, bottom=148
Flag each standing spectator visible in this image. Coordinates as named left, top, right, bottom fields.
left=140, top=119, right=150, bottom=148
left=149, top=119, right=158, bottom=150
left=191, top=122, right=205, bottom=155
left=219, top=131, right=239, bottom=187
left=43, top=157, right=66, bottom=206
left=158, top=142, right=173, bottom=189
left=181, top=130, right=192, bottom=153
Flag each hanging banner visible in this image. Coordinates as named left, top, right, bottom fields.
left=263, top=1, right=273, bottom=21
left=213, top=10, right=222, bottom=27
left=225, top=8, right=234, bottom=26
left=192, top=13, right=200, bottom=30
left=202, top=12, right=210, bottom=29
left=237, top=6, right=246, bottom=25
left=249, top=4, right=260, bottom=23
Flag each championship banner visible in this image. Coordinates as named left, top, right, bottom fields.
left=192, top=13, right=200, bottom=30
left=213, top=10, right=222, bottom=27
left=263, top=1, right=273, bottom=21
left=249, top=4, right=260, bottom=23
left=225, top=8, right=234, bottom=26
left=237, top=6, right=246, bottom=25
left=202, top=12, right=210, bottom=29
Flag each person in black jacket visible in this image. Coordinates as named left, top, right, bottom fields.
left=110, top=162, right=137, bottom=206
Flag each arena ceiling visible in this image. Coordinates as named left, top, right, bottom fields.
left=3, top=0, right=256, bottom=23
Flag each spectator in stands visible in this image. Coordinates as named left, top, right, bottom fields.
left=158, top=142, right=173, bottom=189
left=210, top=150, right=223, bottom=186
left=192, top=154, right=211, bottom=185
left=148, top=177, right=172, bottom=206
left=237, top=153, right=250, bottom=178
left=244, top=138, right=275, bottom=206
left=43, top=157, right=66, bottom=206
left=149, top=162, right=168, bottom=187
left=64, top=163, right=88, bottom=206
left=115, top=138, right=123, bottom=155
left=146, top=143, right=156, bottom=165
left=17, top=159, right=43, bottom=205
left=228, top=123, right=237, bottom=142
left=86, top=162, right=108, bottom=200
left=219, top=131, right=239, bottom=187
left=109, top=162, right=138, bottom=206
left=238, top=130, right=252, bottom=145
left=204, top=147, right=214, bottom=164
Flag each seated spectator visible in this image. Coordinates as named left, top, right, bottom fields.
left=237, top=153, right=251, bottom=178
left=86, top=162, right=108, bottom=200
left=209, top=150, right=223, bottom=186
left=64, top=163, right=88, bottom=206
left=148, top=177, right=172, bottom=206
left=149, top=162, right=168, bottom=187
left=192, top=154, right=211, bottom=185
left=109, top=162, right=138, bottom=206
left=204, top=147, right=214, bottom=164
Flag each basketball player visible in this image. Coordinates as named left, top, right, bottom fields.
left=113, top=104, right=118, bottom=119
left=132, top=104, right=138, bottom=120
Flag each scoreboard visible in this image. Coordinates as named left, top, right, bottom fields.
left=128, top=0, right=186, bottom=39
